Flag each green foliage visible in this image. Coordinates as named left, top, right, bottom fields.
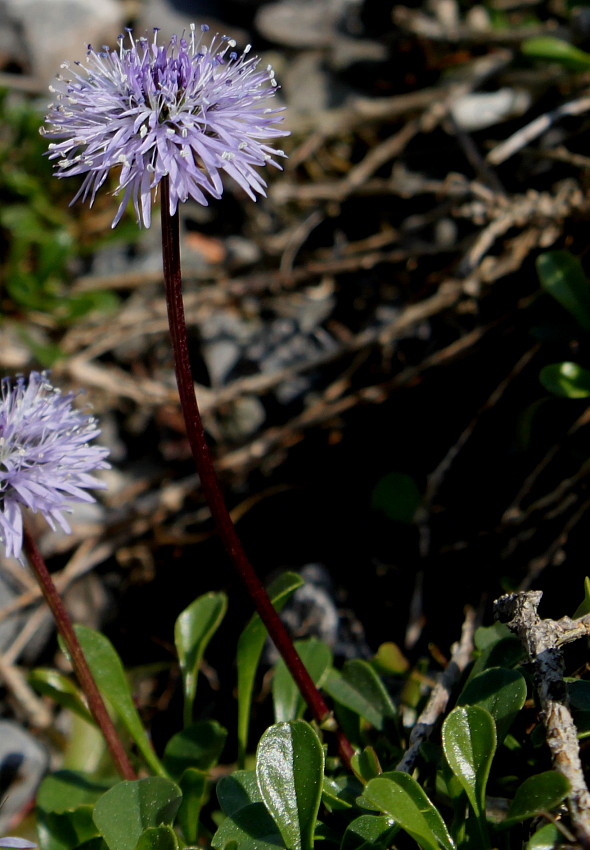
left=36, top=582, right=587, bottom=850
left=0, top=90, right=120, bottom=330
left=174, top=592, right=228, bottom=726
left=522, top=37, right=590, bottom=72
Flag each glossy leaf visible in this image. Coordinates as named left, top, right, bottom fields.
left=503, top=771, right=570, bottom=826
left=522, top=37, right=590, bottom=72
left=256, top=721, right=324, bottom=850
left=324, top=660, right=396, bottom=730
left=74, top=626, right=166, bottom=777
left=175, top=592, right=227, bottom=727
left=540, top=362, right=590, bottom=398
left=211, top=802, right=284, bottom=850
left=272, top=638, right=332, bottom=722
left=442, top=706, right=496, bottom=821
left=29, top=668, right=93, bottom=724
left=93, top=778, right=182, bottom=850
left=363, top=773, right=455, bottom=850
left=536, top=251, right=590, bottom=331
left=341, top=815, right=398, bottom=850
left=350, top=747, right=382, bottom=783
left=457, top=668, right=527, bottom=744
left=162, top=720, right=227, bottom=779
left=134, top=826, right=178, bottom=850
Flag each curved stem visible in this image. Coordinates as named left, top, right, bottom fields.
left=160, top=178, right=354, bottom=768
left=24, top=528, right=136, bottom=780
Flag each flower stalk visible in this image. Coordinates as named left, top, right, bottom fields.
left=23, top=528, right=135, bottom=780
left=160, top=177, right=354, bottom=768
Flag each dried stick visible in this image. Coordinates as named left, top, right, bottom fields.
left=396, top=607, right=477, bottom=774
left=495, top=591, right=590, bottom=848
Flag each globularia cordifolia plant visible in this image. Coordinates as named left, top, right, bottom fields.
left=40, top=25, right=354, bottom=765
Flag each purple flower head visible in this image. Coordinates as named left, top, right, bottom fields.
left=0, top=840, right=36, bottom=849
left=0, top=372, right=110, bottom=561
left=41, top=24, right=289, bottom=227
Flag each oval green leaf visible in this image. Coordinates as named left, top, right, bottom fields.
left=503, top=771, right=570, bottom=826
left=442, top=705, right=496, bottom=819
left=256, top=721, right=324, bottom=850
left=93, top=778, right=182, bottom=850
left=457, top=668, right=527, bottom=744
left=174, top=592, right=227, bottom=726
left=363, top=773, right=455, bottom=850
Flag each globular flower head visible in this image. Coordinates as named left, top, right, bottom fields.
left=0, top=372, right=110, bottom=561
left=42, top=24, right=288, bottom=227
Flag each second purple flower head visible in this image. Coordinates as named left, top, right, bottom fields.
left=42, top=24, right=289, bottom=227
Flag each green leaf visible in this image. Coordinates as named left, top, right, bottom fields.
left=134, top=826, right=178, bottom=850
left=526, top=822, right=563, bottom=849
left=457, top=668, right=527, bottom=744
left=272, top=638, right=332, bottom=722
left=340, top=815, right=398, bottom=850
left=522, top=37, right=590, bottom=71
left=38, top=770, right=114, bottom=814
left=363, top=773, right=455, bottom=850
left=162, top=720, right=227, bottom=779
left=256, top=721, right=324, bottom=850
left=371, top=472, right=421, bottom=524
left=237, top=572, right=304, bottom=766
left=323, top=660, right=397, bottom=730
left=469, top=624, right=524, bottom=680
left=371, top=642, right=409, bottom=675
left=573, top=576, right=590, bottom=617
left=536, top=251, right=590, bottom=331
left=350, top=748, right=382, bottom=783
left=176, top=768, right=207, bottom=845
left=38, top=805, right=101, bottom=850
left=174, top=592, right=227, bottom=726
left=211, top=803, right=284, bottom=850
left=73, top=626, right=166, bottom=777
left=29, top=668, right=93, bottom=725
left=93, top=778, right=182, bottom=850
left=217, top=770, right=263, bottom=817
left=322, top=775, right=363, bottom=812
left=503, top=771, right=570, bottom=826
left=442, top=706, right=496, bottom=822
left=540, top=362, right=590, bottom=398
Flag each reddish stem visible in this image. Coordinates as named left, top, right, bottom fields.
left=160, top=178, right=354, bottom=768
left=24, top=528, right=136, bottom=780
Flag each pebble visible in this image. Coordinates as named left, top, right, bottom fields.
left=1, top=0, right=124, bottom=85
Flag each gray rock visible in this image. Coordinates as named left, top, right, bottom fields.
left=255, top=0, right=362, bottom=47
left=136, top=0, right=248, bottom=45
left=2, top=0, right=124, bottom=85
